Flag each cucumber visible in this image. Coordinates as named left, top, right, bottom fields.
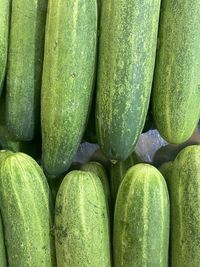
left=41, top=0, right=97, bottom=177
left=0, top=0, right=10, bottom=92
left=110, top=152, right=140, bottom=206
left=55, top=170, right=111, bottom=267
left=0, top=213, right=7, bottom=267
left=170, top=145, right=200, bottom=266
left=114, top=163, right=169, bottom=267
left=0, top=150, right=13, bottom=164
left=152, top=1, right=200, bottom=144
left=159, top=161, right=173, bottom=190
left=0, top=152, right=56, bottom=266
left=96, top=0, right=161, bottom=161
left=0, top=93, right=41, bottom=158
left=6, top=0, right=48, bottom=141
left=81, top=161, right=111, bottom=211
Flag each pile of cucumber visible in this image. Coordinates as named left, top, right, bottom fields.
left=0, top=0, right=200, bottom=266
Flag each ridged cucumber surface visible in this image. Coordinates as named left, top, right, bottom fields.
left=55, top=170, right=111, bottom=267
left=96, top=0, right=161, bottom=160
left=170, top=145, right=200, bottom=266
left=110, top=152, right=140, bottom=206
left=0, top=152, right=56, bottom=267
left=6, top=0, right=48, bottom=140
left=41, top=0, right=97, bottom=177
left=0, top=0, right=10, bottom=92
left=152, top=1, right=200, bottom=144
left=81, top=161, right=110, bottom=209
left=114, top=163, right=169, bottom=267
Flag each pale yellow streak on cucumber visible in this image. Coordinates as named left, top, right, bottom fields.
left=142, top=170, right=149, bottom=266
left=159, top=175, right=165, bottom=265
left=15, top=156, right=49, bottom=262
left=178, top=160, right=183, bottom=259
left=120, top=176, right=138, bottom=266
left=56, top=174, right=73, bottom=264
left=79, top=177, right=88, bottom=237
left=71, top=1, right=79, bottom=49
left=9, top=158, right=32, bottom=264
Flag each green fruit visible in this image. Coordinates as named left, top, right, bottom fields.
left=0, top=152, right=56, bottom=266
left=41, top=0, right=97, bottom=177
left=170, top=145, right=200, bottom=266
left=0, top=0, right=10, bottom=92
left=110, top=152, right=140, bottom=205
left=81, top=161, right=111, bottom=211
left=7, top=0, right=48, bottom=140
left=96, top=0, right=161, bottom=160
left=152, top=0, right=200, bottom=144
left=55, top=170, right=111, bottom=267
left=114, top=163, right=169, bottom=267
left=0, top=213, right=7, bottom=267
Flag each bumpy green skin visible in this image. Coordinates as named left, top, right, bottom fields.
left=152, top=1, right=200, bottom=144
left=0, top=152, right=56, bottom=267
left=96, top=0, right=161, bottom=160
left=170, top=145, right=200, bottom=266
left=6, top=0, right=48, bottom=141
left=114, top=164, right=169, bottom=267
left=0, top=150, right=13, bottom=163
left=0, top=214, right=7, bottom=267
left=159, top=161, right=173, bottom=191
left=55, top=170, right=111, bottom=267
left=0, top=0, right=10, bottom=92
left=81, top=161, right=111, bottom=211
left=0, top=93, right=40, bottom=157
left=110, top=152, right=140, bottom=206
left=41, top=0, right=97, bottom=177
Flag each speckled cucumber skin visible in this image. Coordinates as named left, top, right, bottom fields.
left=114, top=164, right=169, bottom=267
left=152, top=1, right=200, bottom=144
left=6, top=0, right=48, bottom=141
left=0, top=0, right=10, bottom=92
left=0, top=152, right=56, bottom=267
left=55, top=170, right=111, bottom=267
left=170, top=145, right=200, bottom=267
left=81, top=161, right=110, bottom=209
left=41, top=0, right=97, bottom=177
left=96, top=0, right=161, bottom=161
left=0, top=213, right=7, bottom=267
left=110, top=152, right=140, bottom=205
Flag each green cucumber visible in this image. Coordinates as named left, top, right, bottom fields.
left=96, top=0, right=161, bottom=160
left=110, top=152, right=140, bottom=206
left=81, top=161, right=111, bottom=211
left=0, top=93, right=41, bottom=158
left=114, top=163, right=169, bottom=267
left=0, top=213, right=7, bottom=267
left=0, top=0, right=10, bottom=92
left=152, top=1, right=200, bottom=144
left=0, top=152, right=56, bottom=266
left=41, top=0, right=97, bottom=177
left=7, top=0, right=48, bottom=140
left=159, top=161, right=173, bottom=190
left=170, top=145, right=200, bottom=266
left=55, top=170, right=111, bottom=267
